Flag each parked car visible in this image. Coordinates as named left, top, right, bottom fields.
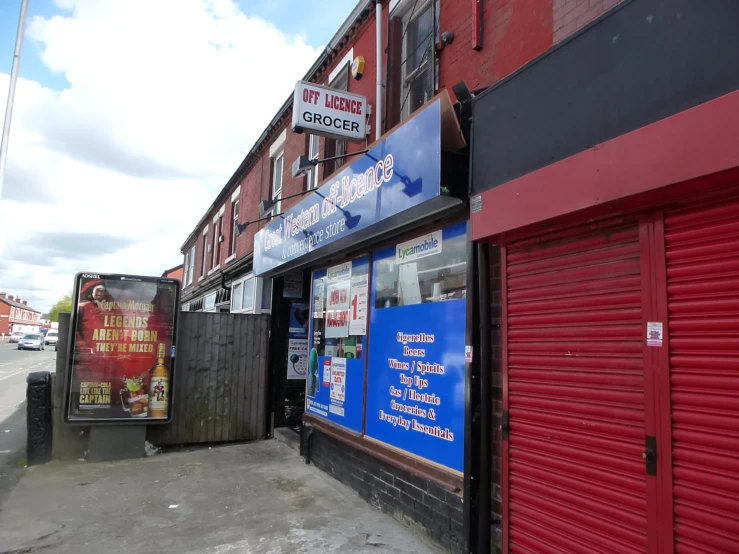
left=45, top=330, right=59, bottom=346
left=9, top=331, right=25, bottom=343
left=18, top=334, right=45, bottom=351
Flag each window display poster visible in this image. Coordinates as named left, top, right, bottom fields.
left=330, top=357, right=346, bottom=402
left=287, top=338, right=308, bottom=379
left=306, top=266, right=364, bottom=433
left=305, top=351, right=363, bottom=430
left=289, top=301, right=310, bottom=337
left=325, top=262, right=351, bottom=338
left=283, top=272, right=303, bottom=298
left=366, top=294, right=466, bottom=472
left=312, top=278, right=325, bottom=318
left=349, top=272, right=369, bottom=335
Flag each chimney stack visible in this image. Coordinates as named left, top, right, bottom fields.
left=0, top=292, right=6, bottom=298
left=8, top=295, right=14, bottom=301
left=22, top=300, right=27, bottom=306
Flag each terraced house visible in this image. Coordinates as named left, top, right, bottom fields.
left=180, top=1, right=739, bottom=552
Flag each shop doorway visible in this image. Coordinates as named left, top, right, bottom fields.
left=266, top=270, right=311, bottom=435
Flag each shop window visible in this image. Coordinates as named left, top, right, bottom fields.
left=306, top=256, right=370, bottom=433
left=374, top=227, right=467, bottom=309
left=365, top=221, right=467, bottom=473
left=310, top=258, right=368, bottom=360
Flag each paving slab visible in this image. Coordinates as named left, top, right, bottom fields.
left=0, top=439, right=440, bottom=554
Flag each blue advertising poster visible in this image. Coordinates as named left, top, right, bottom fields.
left=253, top=98, right=442, bottom=276
left=365, top=223, right=467, bottom=472
left=305, top=258, right=369, bottom=433
left=288, top=302, right=309, bottom=337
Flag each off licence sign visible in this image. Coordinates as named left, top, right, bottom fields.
left=292, top=81, right=367, bottom=143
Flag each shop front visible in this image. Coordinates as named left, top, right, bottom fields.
left=469, top=1, right=739, bottom=552
left=254, top=92, right=472, bottom=550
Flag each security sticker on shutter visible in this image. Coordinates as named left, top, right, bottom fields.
left=647, top=322, right=663, bottom=347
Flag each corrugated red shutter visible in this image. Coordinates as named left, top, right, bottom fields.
left=505, top=218, right=650, bottom=553
left=665, top=197, right=739, bottom=553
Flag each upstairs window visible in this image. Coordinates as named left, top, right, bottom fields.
left=187, top=245, right=195, bottom=284
left=271, top=153, right=283, bottom=217
left=230, top=200, right=239, bottom=257
left=306, top=135, right=320, bottom=191
left=401, top=1, right=434, bottom=120
left=201, top=232, right=208, bottom=277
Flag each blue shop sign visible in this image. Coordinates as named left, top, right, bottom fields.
left=253, top=98, right=443, bottom=276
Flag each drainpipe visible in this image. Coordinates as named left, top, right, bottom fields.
left=375, top=0, right=383, bottom=140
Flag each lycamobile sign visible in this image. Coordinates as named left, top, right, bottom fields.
left=396, top=231, right=442, bottom=262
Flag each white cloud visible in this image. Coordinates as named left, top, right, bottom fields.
left=0, top=0, right=322, bottom=312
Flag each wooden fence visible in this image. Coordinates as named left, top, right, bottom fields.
left=147, top=312, right=270, bottom=446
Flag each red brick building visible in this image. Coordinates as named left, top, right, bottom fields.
left=0, top=292, right=42, bottom=337
left=177, top=1, right=658, bottom=552
left=468, top=1, right=739, bottom=553
left=161, top=264, right=184, bottom=283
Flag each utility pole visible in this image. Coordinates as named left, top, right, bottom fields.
left=0, top=0, right=30, bottom=200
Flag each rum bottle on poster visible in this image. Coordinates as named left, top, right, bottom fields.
left=149, top=343, right=169, bottom=418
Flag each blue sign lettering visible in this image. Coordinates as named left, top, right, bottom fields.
left=254, top=98, right=442, bottom=276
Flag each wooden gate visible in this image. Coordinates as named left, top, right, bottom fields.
left=147, top=312, right=270, bottom=446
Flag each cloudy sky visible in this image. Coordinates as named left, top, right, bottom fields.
left=0, top=0, right=353, bottom=313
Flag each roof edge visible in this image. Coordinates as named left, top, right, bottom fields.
left=180, top=0, right=374, bottom=252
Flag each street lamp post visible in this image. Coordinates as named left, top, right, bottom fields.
left=0, top=0, right=31, bottom=200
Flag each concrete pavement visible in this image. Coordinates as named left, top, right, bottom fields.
left=0, top=439, right=440, bottom=554
left=0, top=341, right=57, bottom=506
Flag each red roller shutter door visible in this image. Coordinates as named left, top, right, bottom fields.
left=664, top=197, right=739, bottom=553
left=503, top=218, right=654, bottom=553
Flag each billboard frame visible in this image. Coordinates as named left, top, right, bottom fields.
left=63, top=272, right=181, bottom=426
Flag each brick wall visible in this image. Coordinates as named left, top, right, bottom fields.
left=440, top=0, right=554, bottom=94
left=310, top=428, right=465, bottom=553
left=552, top=0, right=625, bottom=43
left=439, top=0, right=624, bottom=98
left=0, top=301, right=10, bottom=336
left=236, top=137, right=278, bottom=259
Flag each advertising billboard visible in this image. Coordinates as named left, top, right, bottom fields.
left=64, top=272, right=180, bottom=424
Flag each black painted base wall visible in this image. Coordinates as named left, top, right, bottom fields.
left=26, top=371, right=53, bottom=466
left=310, top=429, right=465, bottom=553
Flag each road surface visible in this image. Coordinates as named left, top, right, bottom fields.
left=0, top=341, right=57, bottom=506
